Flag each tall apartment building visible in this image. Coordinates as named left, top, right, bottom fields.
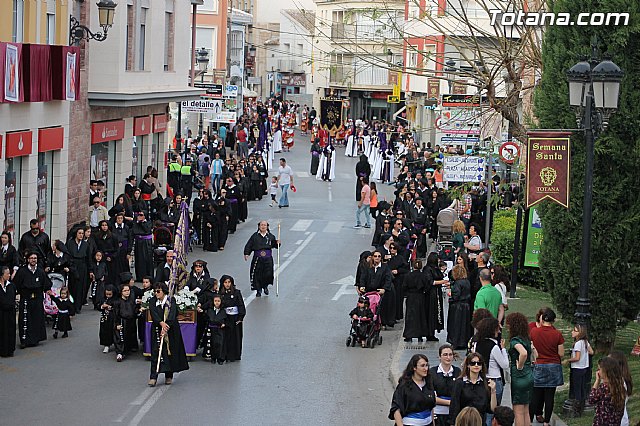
left=313, top=0, right=404, bottom=121
left=0, top=0, right=74, bottom=240
left=66, top=0, right=201, bottom=228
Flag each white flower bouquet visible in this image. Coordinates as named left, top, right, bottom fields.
left=173, top=288, right=198, bottom=311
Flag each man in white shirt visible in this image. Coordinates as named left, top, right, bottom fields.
left=277, top=158, right=294, bottom=208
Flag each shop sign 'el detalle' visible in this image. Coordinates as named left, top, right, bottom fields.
left=526, top=131, right=571, bottom=208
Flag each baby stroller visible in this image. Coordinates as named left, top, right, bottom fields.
left=43, top=273, right=71, bottom=323
left=346, top=292, right=383, bottom=349
left=436, top=207, right=457, bottom=261
left=153, top=225, right=174, bottom=268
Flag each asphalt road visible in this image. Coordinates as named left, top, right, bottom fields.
left=1, top=136, right=402, bottom=425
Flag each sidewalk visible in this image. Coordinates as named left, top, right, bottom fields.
left=388, top=322, right=567, bottom=426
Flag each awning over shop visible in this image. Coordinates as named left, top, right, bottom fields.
left=243, top=87, right=258, bottom=98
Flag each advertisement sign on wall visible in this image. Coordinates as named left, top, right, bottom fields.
left=37, top=165, right=47, bottom=232
left=4, top=171, right=16, bottom=239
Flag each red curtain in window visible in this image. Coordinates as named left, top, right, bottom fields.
left=24, top=44, right=53, bottom=102
left=51, top=45, right=80, bottom=101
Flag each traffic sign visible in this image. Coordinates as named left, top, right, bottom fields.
left=181, top=100, right=223, bottom=114
left=443, top=155, right=485, bottom=182
left=224, top=85, right=238, bottom=98
left=194, top=83, right=223, bottom=96
left=387, top=95, right=400, bottom=103
left=499, top=141, right=520, bottom=164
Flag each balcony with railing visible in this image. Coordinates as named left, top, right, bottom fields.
left=277, top=59, right=306, bottom=73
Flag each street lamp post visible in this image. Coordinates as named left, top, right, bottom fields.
left=69, top=0, right=118, bottom=45
left=196, top=47, right=210, bottom=138
left=445, top=59, right=457, bottom=93
left=566, top=45, right=623, bottom=328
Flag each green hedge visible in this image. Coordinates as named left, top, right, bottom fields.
left=490, top=209, right=545, bottom=290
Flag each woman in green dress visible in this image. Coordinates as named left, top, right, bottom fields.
left=506, top=312, right=536, bottom=426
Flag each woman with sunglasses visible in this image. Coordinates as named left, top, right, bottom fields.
left=148, top=282, right=189, bottom=386
left=389, top=354, right=437, bottom=426
left=430, top=344, right=461, bottom=426
left=449, top=352, right=497, bottom=424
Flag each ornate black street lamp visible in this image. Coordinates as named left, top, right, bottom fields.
left=69, top=0, right=118, bottom=45
left=566, top=45, right=623, bottom=327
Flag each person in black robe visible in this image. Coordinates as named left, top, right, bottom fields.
left=18, top=219, right=52, bottom=268
left=320, top=144, right=335, bottom=182
left=66, top=227, right=91, bottom=311
left=111, top=213, right=132, bottom=283
left=201, top=294, right=227, bottom=363
left=243, top=221, right=280, bottom=297
left=423, top=252, right=445, bottom=341
left=402, top=261, right=429, bottom=341
left=90, top=251, right=109, bottom=308
left=131, top=212, right=154, bottom=281
left=186, top=260, right=213, bottom=347
left=99, top=286, right=116, bottom=353
left=132, top=276, right=153, bottom=346
left=0, top=231, right=20, bottom=278
left=409, top=198, right=429, bottom=259
left=45, top=240, right=74, bottom=279
left=447, top=265, right=473, bottom=349
left=310, top=138, right=322, bottom=175
left=202, top=203, right=219, bottom=252
left=249, top=165, right=263, bottom=201
left=0, top=266, right=16, bottom=357
left=113, top=279, right=138, bottom=361
left=95, top=221, right=118, bottom=288
left=13, top=252, right=52, bottom=348
left=354, top=251, right=372, bottom=295
left=219, top=275, right=245, bottom=362
left=48, top=287, right=75, bottom=338
left=355, top=154, right=371, bottom=201
left=191, top=189, right=206, bottom=244
left=148, top=282, right=189, bottom=386
left=387, top=246, right=410, bottom=322
left=223, top=178, right=241, bottom=234
left=215, top=192, right=231, bottom=250
left=236, top=171, right=249, bottom=222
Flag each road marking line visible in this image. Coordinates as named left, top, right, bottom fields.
left=123, top=232, right=316, bottom=426
left=295, top=239, right=303, bottom=245
left=131, top=387, right=155, bottom=405
left=290, top=219, right=313, bottom=232
left=322, top=221, right=342, bottom=233
left=128, top=372, right=181, bottom=426
left=113, top=405, right=135, bottom=423
left=242, top=231, right=317, bottom=307
left=295, top=171, right=310, bottom=178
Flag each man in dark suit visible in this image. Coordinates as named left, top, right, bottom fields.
left=154, top=250, right=174, bottom=284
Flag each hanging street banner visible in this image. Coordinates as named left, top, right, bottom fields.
left=443, top=155, right=485, bottom=182
left=523, top=208, right=543, bottom=268
left=525, top=131, right=571, bottom=208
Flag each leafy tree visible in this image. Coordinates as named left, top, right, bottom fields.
left=534, top=0, right=640, bottom=351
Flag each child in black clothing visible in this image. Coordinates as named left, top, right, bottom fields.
left=202, top=295, right=227, bottom=364
left=99, top=286, right=116, bottom=353
left=349, top=296, right=374, bottom=348
left=90, top=251, right=109, bottom=309
left=48, top=287, right=75, bottom=339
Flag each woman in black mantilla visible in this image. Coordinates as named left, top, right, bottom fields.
left=202, top=202, right=219, bottom=252
left=0, top=266, right=16, bottom=357
left=131, top=211, right=154, bottom=281
left=94, top=220, right=118, bottom=286
left=423, top=252, right=445, bottom=342
left=148, top=282, right=189, bottom=387
left=219, top=275, right=245, bottom=362
left=243, top=221, right=280, bottom=297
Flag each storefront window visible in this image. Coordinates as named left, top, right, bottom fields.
left=91, top=142, right=117, bottom=206
left=4, top=158, right=21, bottom=240
left=37, top=152, right=54, bottom=236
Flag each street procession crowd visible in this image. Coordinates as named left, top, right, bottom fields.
left=0, top=96, right=633, bottom=423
